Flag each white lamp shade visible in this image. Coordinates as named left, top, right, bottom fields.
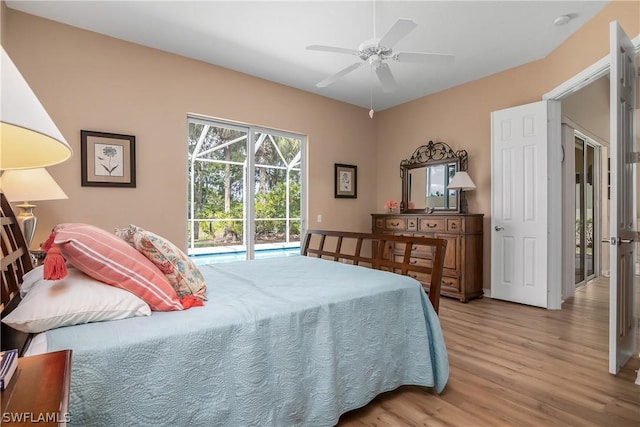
left=448, top=171, right=476, bottom=191
left=1, top=47, right=72, bottom=170
left=0, top=168, right=68, bottom=202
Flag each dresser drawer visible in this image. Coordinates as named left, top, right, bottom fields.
left=419, top=218, right=445, bottom=232
left=446, top=218, right=461, bottom=232
left=385, top=218, right=407, bottom=230
left=393, top=254, right=433, bottom=268
left=408, top=273, right=459, bottom=294
left=441, top=276, right=460, bottom=292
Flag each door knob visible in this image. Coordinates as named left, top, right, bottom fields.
left=610, top=237, right=634, bottom=245
left=494, top=226, right=504, bottom=231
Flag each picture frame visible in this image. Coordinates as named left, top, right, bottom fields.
left=81, top=130, right=136, bottom=188
left=334, top=163, right=357, bottom=198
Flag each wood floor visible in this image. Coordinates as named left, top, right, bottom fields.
left=338, top=277, right=640, bottom=426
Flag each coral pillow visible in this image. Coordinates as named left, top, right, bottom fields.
left=50, top=223, right=183, bottom=311
left=115, top=224, right=207, bottom=301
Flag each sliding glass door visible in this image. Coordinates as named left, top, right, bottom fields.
left=574, top=135, right=597, bottom=286
left=187, top=117, right=305, bottom=261
left=253, top=130, right=302, bottom=251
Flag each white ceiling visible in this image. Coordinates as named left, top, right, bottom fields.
left=6, top=0, right=610, bottom=111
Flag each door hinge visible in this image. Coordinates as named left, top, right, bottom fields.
left=628, top=152, right=640, bottom=164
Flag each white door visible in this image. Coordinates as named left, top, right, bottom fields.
left=608, top=21, right=637, bottom=375
left=491, top=100, right=562, bottom=308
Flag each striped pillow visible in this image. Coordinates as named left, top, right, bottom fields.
left=52, top=223, right=183, bottom=311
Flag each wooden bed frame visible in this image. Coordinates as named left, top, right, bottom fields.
left=1, top=192, right=34, bottom=355
left=0, top=193, right=446, bottom=356
left=302, top=229, right=446, bottom=313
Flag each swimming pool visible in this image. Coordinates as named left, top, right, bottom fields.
left=190, top=245, right=301, bottom=265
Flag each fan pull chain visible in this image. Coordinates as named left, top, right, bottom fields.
left=369, top=67, right=375, bottom=119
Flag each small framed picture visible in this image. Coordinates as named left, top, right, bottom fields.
left=81, top=130, right=136, bottom=187
left=334, top=163, right=357, bottom=198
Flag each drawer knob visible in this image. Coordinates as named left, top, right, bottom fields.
left=426, top=223, right=437, bottom=228
left=450, top=223, right=457, bottom=229
left=410, top=260, right=417, bottom=265
left=391, top=222, right=400, bottom=227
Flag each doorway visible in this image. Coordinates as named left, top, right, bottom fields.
left=556, top=74, right=610, bottom=301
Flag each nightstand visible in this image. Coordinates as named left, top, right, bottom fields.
left=1, top=350, right=72, bottom=426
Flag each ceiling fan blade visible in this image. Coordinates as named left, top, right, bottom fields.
left=375, top=63, right=397, bottom=93
left=378, top=18, right=417, bottom=49
left=316, top=62, right=363, bottom=87
left=306, top=45, right=360, bottom=56
left=394, top=51, right=455, bottom=65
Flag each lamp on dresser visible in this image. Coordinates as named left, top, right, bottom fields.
left=0, top=168, right=68, bottom=248
left=448, top=171, right=476, bottom=214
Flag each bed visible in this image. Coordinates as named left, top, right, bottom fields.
left=1, top=193, right=449, bottom=426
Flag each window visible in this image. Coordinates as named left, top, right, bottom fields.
left=187, top=116, right=306, bottom=262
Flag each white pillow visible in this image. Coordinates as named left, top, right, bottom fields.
left=20, top=265, right=55, bottom=297
left=2, top=266, right=151, bottom=333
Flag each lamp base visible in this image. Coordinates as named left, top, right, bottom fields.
left=16, top=203, right=37, bottom=248
left=459, top=192, right=469, bottom=214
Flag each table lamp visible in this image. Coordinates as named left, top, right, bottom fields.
left=448, top=171, right=476, bottom=214
left=0, top=168, right=68, bottom=247
left=1, top=47, right=72, bottom=248
left=1, top=47, right=72, bottom=170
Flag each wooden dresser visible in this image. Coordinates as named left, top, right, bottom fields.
left=372, top=213, right=483, bottom=302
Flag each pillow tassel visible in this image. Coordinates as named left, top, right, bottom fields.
left=43, top=244, right=68, bottom=280
left=180, top=295, right=204, bottom=309
left=41, top=230, right=56, bottom=252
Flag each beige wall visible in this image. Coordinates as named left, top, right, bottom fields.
left=2, top=2, right=639, bottom=287
left=375, top=1, right=639, bottom=289
left=2, top=6, right=377, bottom=249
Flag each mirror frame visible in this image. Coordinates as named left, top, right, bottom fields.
left=400, top=141, right=468, bottom=213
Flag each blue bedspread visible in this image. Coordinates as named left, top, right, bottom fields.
left=46, top=256, right=448, bottom=426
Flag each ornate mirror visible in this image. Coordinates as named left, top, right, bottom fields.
left=400, top=141, right=468, bottom=213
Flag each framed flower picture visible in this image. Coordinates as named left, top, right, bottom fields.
left=334, top=163, right=357, bottom=198
left=81, top=130, right=136, bottom=187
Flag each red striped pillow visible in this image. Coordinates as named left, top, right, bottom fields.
left=52, top=223, right=183, bottom=311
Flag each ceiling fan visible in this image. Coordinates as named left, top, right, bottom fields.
left=307, top=17, right=455, bottom=93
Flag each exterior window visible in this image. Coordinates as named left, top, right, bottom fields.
left=187, top=117, right=306, bottom=262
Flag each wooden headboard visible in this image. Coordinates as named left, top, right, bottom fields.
left=1, top=191, right=34, bottom=355
left=302, top=229, right=447, bottom=314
